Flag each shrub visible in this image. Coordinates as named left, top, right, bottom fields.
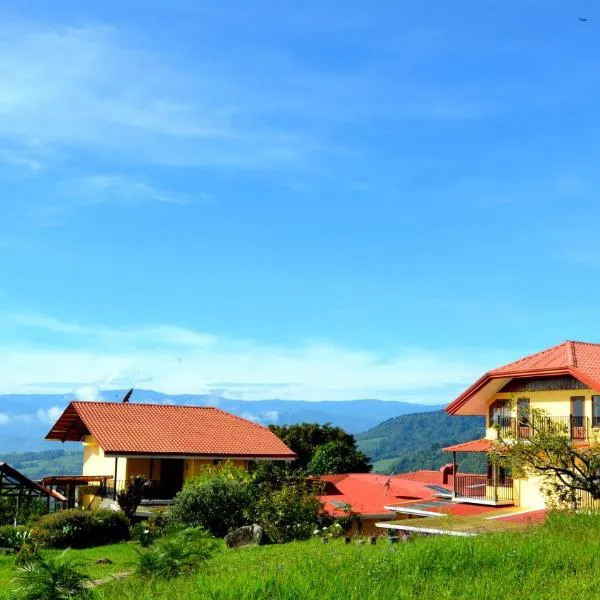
left=12, top=551, right=91, bottom=600
left=135, top=527, right=218, bottom=578
left=250, top=482, right=323, bottom=544
left=117, top=475, right=151, bottom=520
left=172, top=464, right=252, bottom=537
left=0, top=525, right=30, bottom=551
left=35, top=509, right=130, bottom=549
left=0, top=497, right=48, bottom=527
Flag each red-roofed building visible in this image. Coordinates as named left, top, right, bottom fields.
left=315, top=472, right=451, bottom=535
left=46, top=401, right=296, bottom=501
left=444, top=341, right=600, bottom=510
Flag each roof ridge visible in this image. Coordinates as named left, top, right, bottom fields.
left=72, top=400, right=219, bottom=410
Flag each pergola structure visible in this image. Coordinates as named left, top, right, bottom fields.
left=0, top=462, right=67, bottom=517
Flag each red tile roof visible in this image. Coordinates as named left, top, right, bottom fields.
left=315, top=473, right=446, bottom=518
left=46, top=401, right=297, bottom=459
left=442, top=439, right=493, bottom=453
left=447, top=341, right=600, bottom=415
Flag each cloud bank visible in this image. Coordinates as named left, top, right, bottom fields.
left=0, top=310, right=508, bottom=402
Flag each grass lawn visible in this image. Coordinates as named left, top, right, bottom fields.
left=4, top=513, right=600, bottom=599
left=95, top=512, right=600, bottom=600
left=0, top=542, right=138, bottom=599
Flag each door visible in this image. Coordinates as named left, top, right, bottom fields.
left=571, top=396, right=585, bottom=440
left=159, top=459, right=185, bottom=499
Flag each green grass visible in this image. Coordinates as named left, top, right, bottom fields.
left=4, top=513, right=600, bottom=599
left=371, top=457, right=401, bottom=473
left=94, top=513, right=600, bottom=600
left=0, top=542, right=138, bottom=598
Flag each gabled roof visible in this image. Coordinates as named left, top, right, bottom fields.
left=442, top=439, right=493, bottom=453
left=446, top=341, right=600, bottom=416
left=46, top=401, right=297, bottom=460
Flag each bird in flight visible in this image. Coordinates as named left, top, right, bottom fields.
left=579, top=17, right=588, bottom=21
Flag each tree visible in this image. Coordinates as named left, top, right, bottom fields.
left=268, top=423, right=371, bottom=472
left=491, top=408, right=600, bottom=508
left=172, top=463, right=252, bottom=537
left=305, top=441, right=372, bottom=475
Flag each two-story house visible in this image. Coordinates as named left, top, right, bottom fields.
left=443, top=340, right=600, bottom=510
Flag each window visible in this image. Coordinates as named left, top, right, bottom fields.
left=489, top=400, right=510, bottom=427
left=593, top=396, right=600, bottom=428
left=517, top=397, right=530, bottom=427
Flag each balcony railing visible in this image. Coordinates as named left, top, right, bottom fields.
left=103, top=480, right=177, bottom=501
left=454, top=473, right=514, bottom=503
left=491, top=415, right=596, bottom=441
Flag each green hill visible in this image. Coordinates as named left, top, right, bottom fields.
left=0, top=449, right=83, bottom=480
left=357, top=410, right=486, bottom=474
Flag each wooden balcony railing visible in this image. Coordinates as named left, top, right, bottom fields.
left=492, top=415, right=595, bottom=441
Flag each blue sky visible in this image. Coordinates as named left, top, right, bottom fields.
left=1, top=0, right=599, bottom=402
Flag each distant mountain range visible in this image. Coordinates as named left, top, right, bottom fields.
left=0, top=389, right=444, bottom=453
left=356, top=410, right=486, bottom=474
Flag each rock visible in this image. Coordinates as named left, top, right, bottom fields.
left=224, top=525, right=264, bottom=549
left=99, top=499, right=122, bottom=513
left=95, top=558, right=113, bottom=565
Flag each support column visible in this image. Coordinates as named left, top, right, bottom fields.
left=113, top=457, right=119, bottom=500
left=492, top=463, right=498, bottom=504
left=452, top=451, right=457, bottom=498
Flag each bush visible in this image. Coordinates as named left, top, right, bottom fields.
left=0, top=525, right=30, bottom=551
left=250, top=482, right=323, bottom=544
left=172, top=464, right=252, bottom=537
left=0, top=497, right=48, bottom=527
left=35, top=509, right=130, bottom=549
left=117, top=475, right=151, bottom=519
left=12, top=550, right=91, bottom=600
left=135, top=527, right=218, bottom=578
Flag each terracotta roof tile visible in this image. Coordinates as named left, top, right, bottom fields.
left=442, top=439, right=493, bottom=453
left=447, top=341, right=600, bottom=415
left=46, top=401, right=297, bottom=459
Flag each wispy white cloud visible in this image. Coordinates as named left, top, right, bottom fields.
left=63, top=175, right=209, bottom=207
left=0, top=309, right=509, bottom=402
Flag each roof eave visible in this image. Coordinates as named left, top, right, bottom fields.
left=446, top=366, right=600, bottom=416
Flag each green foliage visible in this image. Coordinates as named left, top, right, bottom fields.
left=269, top=423, right=371, bottom=472
left=0, top=497, right=48, bottom=527
left=117, top=475, right=151, bottom=520
left=135, top=527, right=218, bottom=578
left=250, top=482, right=323, bottom=544
left=305, top=440, right=371, bottom=475
left=35, top=509, right=130, bottom=549
left=12, top=550, right=91, bottom=600
left=0, top=525, right=30, bottom=551
left=172, top=463, right=251, bottom=537
left=356, top=410, right=486, bottom=473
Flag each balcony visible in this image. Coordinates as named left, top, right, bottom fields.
left=491, top=415, right=598, bottom=442
left=453, top=473, right=514, bottom=506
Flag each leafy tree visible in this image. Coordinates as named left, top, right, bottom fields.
left=172, top=462, right=252, bottom=537
left=269, top=423, right=371, bottom=472
left=491, top=407, right=600, bottom=508
left=305, top=441, right=372, bottom=475
left=250, top=481, right=323, bottom=544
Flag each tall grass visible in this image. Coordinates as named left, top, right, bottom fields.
left=96, top=512, right=600, bottom=600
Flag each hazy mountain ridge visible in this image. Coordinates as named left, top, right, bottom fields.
left=0, top=389, right=444, bottom=452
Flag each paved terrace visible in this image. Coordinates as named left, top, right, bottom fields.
left=377, top=508, right=546, bottom=537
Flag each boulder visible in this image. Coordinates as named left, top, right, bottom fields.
left=224, top=525, right=264, bottom=549
left=98, top=499, right=122, bottom=513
